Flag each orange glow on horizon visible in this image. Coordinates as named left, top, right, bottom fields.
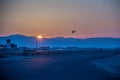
left=37, top=35, right=43, bottom=39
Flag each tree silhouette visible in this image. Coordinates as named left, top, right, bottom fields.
left=6, top=39, right=11, bottom=43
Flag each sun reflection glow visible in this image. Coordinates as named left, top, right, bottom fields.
left=37, top=35, right=43, bottom=39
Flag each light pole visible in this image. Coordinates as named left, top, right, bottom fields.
left=35, top=38, right=38, bottom=49
left=36, top=35, right=43, bottom=49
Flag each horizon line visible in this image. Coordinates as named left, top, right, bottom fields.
left=0, top=33, right=120, bottom=39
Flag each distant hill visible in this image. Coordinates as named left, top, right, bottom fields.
left=0, top=34, right=120, bottom=48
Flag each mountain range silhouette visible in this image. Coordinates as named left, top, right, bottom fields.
left=0, top=34, right=120, bottom=48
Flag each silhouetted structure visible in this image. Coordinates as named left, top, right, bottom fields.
left=6, top=39, right=17, bottom=48
left=6, top=39, right=11, bottom=48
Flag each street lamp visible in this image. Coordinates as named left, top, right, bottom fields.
left=36, top=35, right=43, bottom=48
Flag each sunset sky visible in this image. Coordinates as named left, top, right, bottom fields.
left=0, top=0, right=120, bottom=38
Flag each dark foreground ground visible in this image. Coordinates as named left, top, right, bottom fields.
left=0, top=50, right=120, bottom=80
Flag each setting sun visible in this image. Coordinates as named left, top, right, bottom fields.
left=37, top=35, right=43, bottom=39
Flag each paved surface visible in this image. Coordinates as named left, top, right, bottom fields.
left=0, top=54, right=118, bottom=80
